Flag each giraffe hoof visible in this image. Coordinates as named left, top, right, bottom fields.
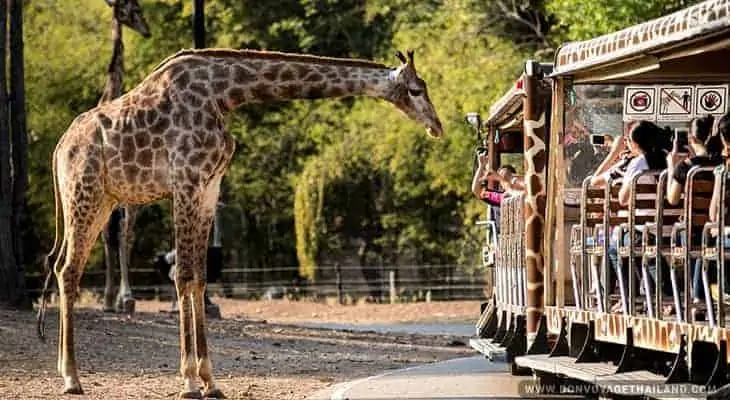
left=62, top=384, right=84, bottom=395
left=206, top=304, right=222, bottom=320
left=179, top=390, right=203, bottom=399
left=117, top=297, right=136, bottom=315
left=203, top=388, right=226, bottom=399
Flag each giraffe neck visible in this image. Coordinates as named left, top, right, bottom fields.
left=99, top=17, right=124, bottom=105
left=153, top=49, right=401, bottom=112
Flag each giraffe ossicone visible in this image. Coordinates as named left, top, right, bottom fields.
left=38, top=47, right=443, bottom=398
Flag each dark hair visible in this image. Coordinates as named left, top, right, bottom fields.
left=692, top=115, right=715, bottom=143
left=499, top=165, right=516, bottom=174
left=718, top=111, right=730, bottom=145
left=629, top=120, right=668, bottom=170
left=691, top=115, right=722, bottom=157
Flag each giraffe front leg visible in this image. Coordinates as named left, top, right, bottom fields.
left=195, top=176, right=224, bottom=398
left=193, top=282, right=223, bottom=398
left=175, top=278, right=201, bottom=399
left=174, top=194, right=204, bottom=400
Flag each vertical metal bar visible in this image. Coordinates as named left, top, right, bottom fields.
left=604, top=180, right=614, bottom=312
left=510, top=197, right=517, bottom=308
left=580, top=177, right=589, bottom=310
left=654, top=171, right=667, bottom=321
left=570, top=253, right=582, bottom=309
left=685, top=167, right=706, bottom=322
left=701, top=240, right=716, bottom=328
left=628, top=175, right=637, bottom=316
left=719, top=167, right=727, bottom=327
left=507, top=198, right=513, bottom=308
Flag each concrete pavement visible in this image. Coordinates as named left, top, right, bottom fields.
left=307, top=355, right=528, bottom=400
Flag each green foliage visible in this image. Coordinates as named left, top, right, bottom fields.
left=546, top=0, right=703, bottom=42
left=21, top=0, right=702, bottom=282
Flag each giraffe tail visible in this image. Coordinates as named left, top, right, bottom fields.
left=37, top=152, right=64, bottom=343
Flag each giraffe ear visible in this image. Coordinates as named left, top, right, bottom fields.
left=406, top=49, right=415, bottom=66
left=395, top=51, right=407, bottom=64
left=104, top=0, right=116, bottom=6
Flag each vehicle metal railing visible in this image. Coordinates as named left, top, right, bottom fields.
left=495, top=193, right=526, bottom=312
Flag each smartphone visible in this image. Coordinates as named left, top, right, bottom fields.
left=590, top=134, right=605, bottom=146
left=674, top=129, right=689, bottom=153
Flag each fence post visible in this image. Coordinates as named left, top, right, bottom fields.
left=335, top=263, right=343, bottom=305
left=389, top=269, right=396, bottom=304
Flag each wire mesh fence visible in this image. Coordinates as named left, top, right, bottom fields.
left=25, top=264, right=491, bottom=303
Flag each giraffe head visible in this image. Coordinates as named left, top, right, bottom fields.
left=389, top=50, right=443, bottom=138
left=104, top=0, right=151, bottom=37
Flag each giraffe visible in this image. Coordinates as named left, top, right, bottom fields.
left=522, top=67, right=550, bottom=348
left=98, top=0, right=150, bottom=315
left=37, top=48, right=442, bottom=398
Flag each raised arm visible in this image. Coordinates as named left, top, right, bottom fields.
left=471, top=153, right=489, bottom=197
left=590, top=136, right=626, bottom=188
left=710, top=167, right=723, bottom=222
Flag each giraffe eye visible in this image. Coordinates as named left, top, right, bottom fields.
left=408, top=88, right=423, bottom=97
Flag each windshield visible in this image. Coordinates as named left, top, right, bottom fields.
left=562, top=84, right=625, bottom=205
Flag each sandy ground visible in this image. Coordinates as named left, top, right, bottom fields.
left=0, top=298, right=480, bottom=399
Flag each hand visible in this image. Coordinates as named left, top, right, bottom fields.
left=485, top=170, right=501, bottom=181
left=609, top=135, right=627, bottom=156
left=667, top=150, right=686, bottom=168
left=477, top=153, right=488, bottom=167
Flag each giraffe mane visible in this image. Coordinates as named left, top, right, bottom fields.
left=149, top=48, right=390, bottom=74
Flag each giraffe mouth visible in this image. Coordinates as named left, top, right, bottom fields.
left=427, top=125, right=443, bottom=139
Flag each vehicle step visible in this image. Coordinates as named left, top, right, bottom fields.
left=515, top=354, right=555, bottom=373
left=469, top=338, right=507, bottom=361
left=515, top=354, right=617, bottom=383
left=474, top=303, right=493, bottom=334
left=550, top=356, right=617, bottom=383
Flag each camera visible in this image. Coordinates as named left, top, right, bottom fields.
left=476, top=147, right=488, bottom=156
left=590, top=134, right=605, bottom=146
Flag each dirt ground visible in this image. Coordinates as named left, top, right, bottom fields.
left=0, top=298, right=480, bottom=399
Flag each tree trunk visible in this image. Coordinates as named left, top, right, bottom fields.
left=0, top=0, right=17, bottom=306
left=9, top=0, right=28, bottom=308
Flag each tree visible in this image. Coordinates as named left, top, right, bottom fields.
left=0, top=0, right=27, bottom=308
left=546, top=0, right=701, bottom=42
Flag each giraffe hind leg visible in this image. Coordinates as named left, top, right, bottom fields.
left=116, top=204, right=139, bottom=314
left=56, top=185, right=117, bottom=394
left=102, top=209, right=121, bottom=312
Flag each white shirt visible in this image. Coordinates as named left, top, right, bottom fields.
left=603, top=155, right=659, bottom=234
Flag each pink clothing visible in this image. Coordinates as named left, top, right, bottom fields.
left=479, top=188, right=504, bottom=206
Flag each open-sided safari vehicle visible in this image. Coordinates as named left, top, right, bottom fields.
left=472, top=1, right=730, bottom=398
left=467, top=60, right=553, bottom=367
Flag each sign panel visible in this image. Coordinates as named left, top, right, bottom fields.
left=623, top=87, right=656, bottom=121
left=657, top=85, right=693, bottom=121
left=695, top=85, right=728, bottom=116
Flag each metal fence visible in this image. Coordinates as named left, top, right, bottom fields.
left=26, top=264, right=490, bottom=303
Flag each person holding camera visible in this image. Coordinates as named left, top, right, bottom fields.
left=471, top=150, right=523, bottom=233
left=667, top=115, right=728, bottom=308
left=589, top=121, right=672, bottom=313
left=666, top=115, right=722, bottom=204
left=471, top=152, right=522, bottom=204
